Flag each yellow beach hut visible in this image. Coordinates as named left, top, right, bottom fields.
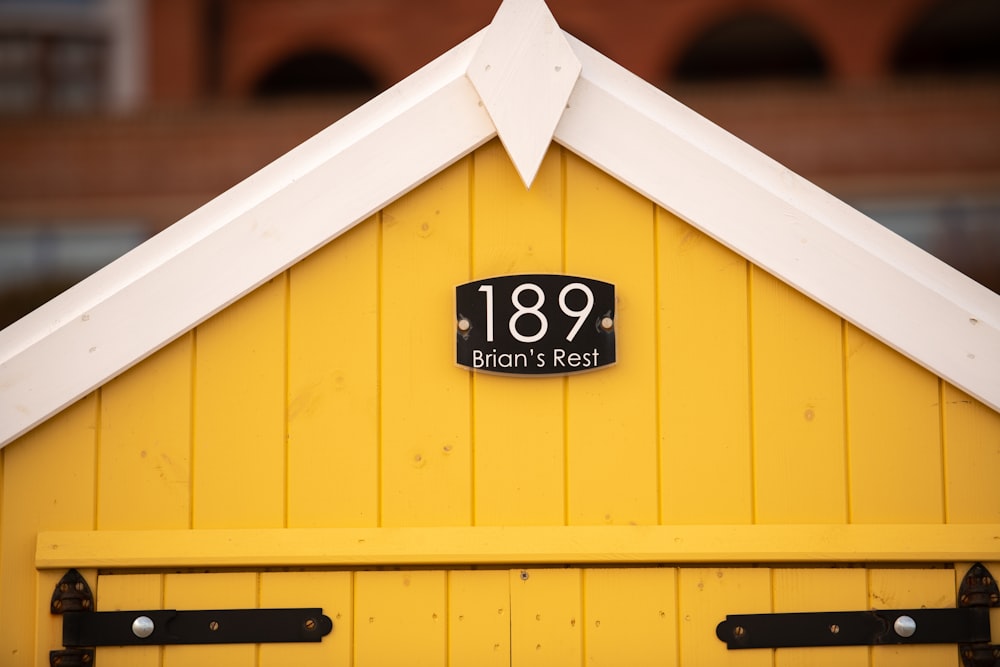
left=1, top=0, right=998, bottom=665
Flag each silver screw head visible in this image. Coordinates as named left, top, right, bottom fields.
left=132, top=615, right=155, bottom=639
left=893, top=615, right=916, bottom=638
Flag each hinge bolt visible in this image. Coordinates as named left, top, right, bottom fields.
left=132, top=615, right=155, bottom=639
left=893, top=615, right=916, bottom=638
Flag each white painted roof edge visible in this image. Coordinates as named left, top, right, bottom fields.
left=0, top=29, right=496, bottom=448
left=2, top=0, right=998, bottom=449
left=556, top=33, right=1000, bottom=410
left=467, top=0, right=581, bottom=186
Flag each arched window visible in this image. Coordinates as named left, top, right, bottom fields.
left=674, top=14, right=826, bottom=83
left=253, top=50, right=378, bottom=98
left=893, top=0, right=1000, bottom=76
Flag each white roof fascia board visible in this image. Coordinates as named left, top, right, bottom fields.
left=0, top=29, right=487, bottom=365
left=468, top=0, right=581, bottom=187
left=555, top=33, right=1000, bottom=412
left=0, top=32, right=497, bottom=449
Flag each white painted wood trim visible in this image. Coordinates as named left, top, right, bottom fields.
left=467, top=0, right=581, bottom=187
left=0, top=32, right=496, bottom=448
left=555, top=34, right=1000, bottom=412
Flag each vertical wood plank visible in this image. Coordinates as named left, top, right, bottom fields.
left=657, top=210, right=752, bottom=524
left=678, top=568, right=771, bottom=667
left=0, top=394, right=96, bottom=667
left=772, top=568, right=868, bottom=667
left=510, top=568, right=582, bottom=667
left=750, top=268, right=847, bottom=523
left=288, top=218, right=380, bottom=528
left=846, top=326, right=943, bottom=523
left=449, top=569, right=510, bottom=667
left=96, top=573, right=162, bottom=667
left=193, top=276, right=287, bottom=529
left=354, top=571, right=447, bottom=667
left=472, top=140, right=565, bottom=526
left=869, top=568, right=956, bottom=667
left=564, top=152, right=659, bottom=526
left=942, top=384, right=1000, bottom=523
left=99, top=334, right=192, bottom=530
left=259, top=571, right=352, bottom=667
left=162, top=572, right=257, bottom=667
left=583, top=568, right=677, bottom=667
left=380, top=158, right=472, bottom=527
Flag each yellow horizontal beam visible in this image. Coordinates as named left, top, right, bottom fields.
left=36, top=525, right=1000, bottom=570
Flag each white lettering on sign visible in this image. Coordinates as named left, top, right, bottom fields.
left=478, top=281, right=596, bottom=343
left=471, top=347, right=601, bottom=372
left=551, top=348, right=601, bottom=368
left=473, top=349, right=531, bottom=369
left=509, top=283, right=548, bottom=343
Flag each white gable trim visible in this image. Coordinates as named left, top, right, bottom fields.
left=1, top=4, right=998, bottom=448
left=0, top=30, right=496, bottom=448
left=468, top=0, right=580, bottom=187
left=555, top=34, right=1000, bottom=412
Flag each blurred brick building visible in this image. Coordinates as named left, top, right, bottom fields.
left=1, top=0, right=998, bottom=327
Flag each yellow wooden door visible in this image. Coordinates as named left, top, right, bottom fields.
left=87, top=564, right=976, bottom=666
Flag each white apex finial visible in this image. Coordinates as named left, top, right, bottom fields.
left=467, top=0, right=582, bottom=188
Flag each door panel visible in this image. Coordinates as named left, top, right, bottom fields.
left=869, top=568, right=957, bottom=667
left=449, top=570, right=511, bottom=666
left=90, top=565, right=967, bottom=666
left=354, top=570, right=447, bottom=667
left=583, top=567, right=678, bottom=667
left=162, top=572, right=257, bottom=667
left=772, top=568, right=868, bottom=667
left=259, top=572, right=352, bottom=667
left=96, top=573, right=161, bottom=667
left=679, top=567, right=773, bottom=667
left=510, top=568, right=582, bottom=667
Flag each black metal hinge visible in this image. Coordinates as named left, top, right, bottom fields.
left=50, top=570, right=333, bottom=666
left=716, top=563, right=999, bottom=666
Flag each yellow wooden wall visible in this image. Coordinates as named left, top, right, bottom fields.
left=2, top=139, right=999, bottom=664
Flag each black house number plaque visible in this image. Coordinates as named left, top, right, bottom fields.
left=456, top=274, right=616, bottom=376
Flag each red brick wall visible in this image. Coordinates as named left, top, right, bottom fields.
left=3, top=84, right=996, bottom=229
left=147, top=0, right=938, bottom=101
